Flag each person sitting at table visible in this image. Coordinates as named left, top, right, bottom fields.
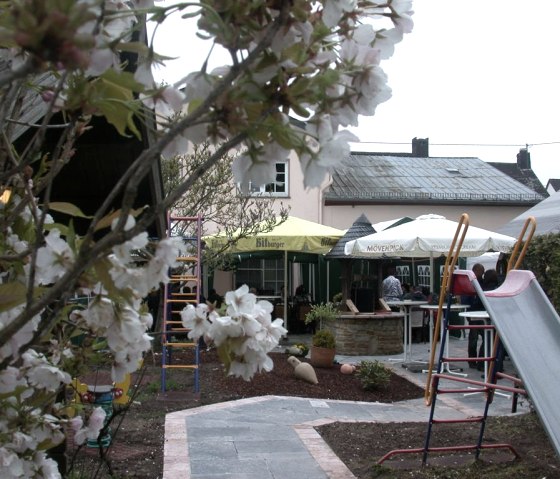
left=294, top=284, right=312, bottom=304
left=404, top=286, right=429, bottom=342
left=382, top=266, right=403, bottom=302
left=402, top=282, right=411, bottom=296
left=403, top=285, right=427, bottom=301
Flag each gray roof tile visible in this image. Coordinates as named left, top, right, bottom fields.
left=325, top=154, right=545, bottom=205
left=488, top=161, right=548, bottom=197
left=325, top=213, right=375, bottom=258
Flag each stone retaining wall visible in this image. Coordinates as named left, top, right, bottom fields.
left=331, top=313, right=404, bottom=356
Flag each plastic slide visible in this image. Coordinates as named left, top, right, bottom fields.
left=469, top=269, right=560, bottom=457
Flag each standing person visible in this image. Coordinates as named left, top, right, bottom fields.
left=462, top=263, right=485, bottom=369
left=382, top=266, right=403, bottom=302
left=482, top=269, right=500, bottom=291
left=482, top=268, right=504, bottom=372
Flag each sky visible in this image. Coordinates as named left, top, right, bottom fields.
left=153, top=1, right=560, bottom=186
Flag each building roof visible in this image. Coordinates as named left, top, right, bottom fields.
left=546, top=179, right=560, bottom=192
left=4, top=49, right=166, bottom=238
left=325, top=153, right=546, bottom=206
left=488, top=161, right=548, bottom=197
left=325, top=213, right=375, bottom=259
left=498, top=190, right=560, bottom=237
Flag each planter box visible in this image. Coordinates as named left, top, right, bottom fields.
left=309, top=345, right=335, bottom=368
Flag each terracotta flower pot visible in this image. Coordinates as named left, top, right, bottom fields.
left=310, top=345, right=336, bottom=368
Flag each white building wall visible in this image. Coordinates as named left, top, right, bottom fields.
left=273, top=152, right=328, bottom=222
left=321, top=203, right=532, bottom=232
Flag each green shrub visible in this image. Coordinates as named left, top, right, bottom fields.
left=356, top=360, right=391, bottom=391
left=523, top=233, right=560, bottom=311
left=305, top=302, right=338, bottom=326
left=312, top=329, right=336, bottom=349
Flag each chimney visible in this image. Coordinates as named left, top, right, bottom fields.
left=412, top=137, right=429, bottom=158
left=517, top=148, right=531, bottom=169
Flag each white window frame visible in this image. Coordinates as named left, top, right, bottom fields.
left=249, top=162, right=288, bottom=197
left=235, top=257, right=285, bottom=294
left=396, top=265, right=410, bottom=285
left=417, top=265, right=431, bottom=289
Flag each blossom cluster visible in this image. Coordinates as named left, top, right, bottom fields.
left=167, top=0, right=415, bottom=190
left=2, top=0, right=413, bottom=190
left=0, top=204, right=181, bottom=478
left=181, top=284, right=287, bottom=381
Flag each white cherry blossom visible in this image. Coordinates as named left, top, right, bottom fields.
left=233, top=142, right=290, bottom=193
left=181, top=304, right=216, bottom=340
left=72, top=407, right=107, bottom=445
left=207, top=315, right=244, bottom=346
left=162, top=132, right=190, bottom=159
left=34, top=229, right=75, bottom=285
left=22, top=350, right=71, bottom=392
left=322, top=0, right=357, bottom=28
left=0, top=367, right=29, bottom=396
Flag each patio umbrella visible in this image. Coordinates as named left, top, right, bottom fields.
left=344, top=214, right=517, bottom=293
left=205, top=216, right=345, bottom=328
left=206, top=216, right=344, bottom=254
left=372, top=216, right=413, bottom=232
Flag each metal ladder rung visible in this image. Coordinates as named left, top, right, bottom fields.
left=169, top=306, right=195, bottom=311
left=163, top=342, right=196, bottom=348
left=432, top=417, right=483, bottom=424
left=433, top=373, right=527, bottom=395
left=444, top=355, right=494, bottom=362
left=378, top=443, right=520, bottom=464
left=436, top=386, right=488, bottom=394
left=162, top=365, right=198, bottom=370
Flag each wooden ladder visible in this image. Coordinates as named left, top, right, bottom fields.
left=160, top=214, right=203, bottom=393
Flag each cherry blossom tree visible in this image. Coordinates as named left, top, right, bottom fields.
left=0, top=0, right=413, bottom=476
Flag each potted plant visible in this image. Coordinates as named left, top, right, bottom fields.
left=304, top=303, right=338, bottom=367
left=310, top=329, right=336, bottom=368
left=304, top=302, right=338, bottom=330
left=332, top=292, right=343, bottom=310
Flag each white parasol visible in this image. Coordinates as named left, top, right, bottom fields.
left=344, top=214, right=517, bottom=292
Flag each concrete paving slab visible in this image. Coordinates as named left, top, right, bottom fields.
left=163, top=336, right=530, bottom=479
